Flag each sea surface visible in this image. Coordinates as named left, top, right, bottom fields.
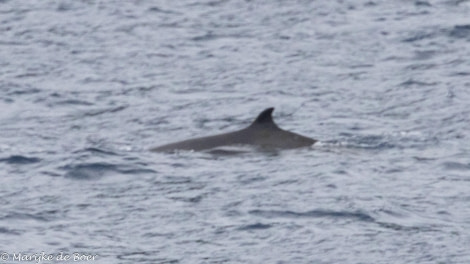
left=1, top=0, right=470, bottom=263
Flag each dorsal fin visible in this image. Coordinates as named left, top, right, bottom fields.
left=251, top=107, right=277, bottom=127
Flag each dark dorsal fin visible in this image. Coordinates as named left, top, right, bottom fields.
left=250, top=107, right=277, bottom=127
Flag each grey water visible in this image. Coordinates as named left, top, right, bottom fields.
left=1, top=0, right=470, bottom=263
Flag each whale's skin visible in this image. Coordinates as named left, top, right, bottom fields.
left=151, top=107, right=316, bottom=152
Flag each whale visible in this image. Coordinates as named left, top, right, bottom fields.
left=151, top=107, right=316, bottom=152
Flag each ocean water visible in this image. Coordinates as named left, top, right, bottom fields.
left=1, top=0, right=470, bottom=263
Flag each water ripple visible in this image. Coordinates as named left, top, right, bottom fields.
left=449, top=24, right=470, bottom=39
left=0, top=227, right=22, bottom=235
left=442, top=161, right=470, bottom=171
left=62, top=163, right=117, bottom=180
left=237, top=223, right=273, bottom=231
left=0, top=155, right=41, bottom=164
left=249, top=209, right=375, bottom=223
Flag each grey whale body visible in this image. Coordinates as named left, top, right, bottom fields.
left=151, top=107, right=316, bottom=152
